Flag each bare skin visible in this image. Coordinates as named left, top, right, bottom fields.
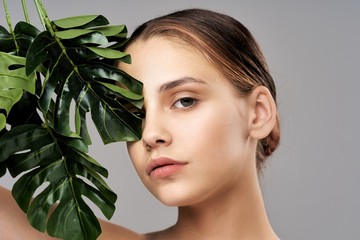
left=119, top=37, right=279, bottom=240
left=0, top=178, right=277, bottom=240
left=0, top=36, right=279, bottom=240
left=0, top=186, right=57, bottom=240
left=0, top=185, right=142, bottom=240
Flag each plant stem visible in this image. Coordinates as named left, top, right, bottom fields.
left=2, top=0, right=20, bottom=54
left=33, top=0, right=46, bottom=30
left=21, top=0, right=30, bottom=23
left=35, top=0, right=56, bottom=32
left=33, top=0, right=76, bottom=68
left=2, top=0, right=11, bottom=31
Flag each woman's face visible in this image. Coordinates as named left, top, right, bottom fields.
left=119, top=37, right=257, bottom=206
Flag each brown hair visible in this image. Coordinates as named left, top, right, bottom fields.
left=125, top=8, right=280, bottom=171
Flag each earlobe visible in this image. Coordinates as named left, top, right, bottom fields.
left=248, top=86, right=277, bottom=140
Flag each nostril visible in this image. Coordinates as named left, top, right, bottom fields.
left=142, top=139, right=166, bottom=151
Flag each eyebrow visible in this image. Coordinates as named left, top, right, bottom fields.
left=158, top=77, right=208, bottom=93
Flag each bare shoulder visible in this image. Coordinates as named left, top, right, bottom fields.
left=0, top=186, right=143, bottom=240
left=99, top=221, right=171, bottom=240
left=0, top=186, right=57, bottom=239
left=99, top=220, right=145, bottom=240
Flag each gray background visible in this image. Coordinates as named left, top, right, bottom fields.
left=1, top=1, right=359, bottom=239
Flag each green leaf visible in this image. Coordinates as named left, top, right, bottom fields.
left=0, top=10, right=142, bottom=240
left=36, top=31, right=142, bottom=142
left=5, top=92, right=43, bottom=127
left=0, top=124, right=116, bottom=239
left=53, top=79, right=73, bottom=136
left=60, top=31, right=108, bottom=46
left=65, top=47, right=100, bottom=62
left=0, top=22, right=40, bottom=56
left=44, top=180, right=102, bottom=240
left=78, top=64, right=142, bottom=94
left=90, top=25, right=127, bottom=37
left=8, top=142, right=60, bottom=177
left=52, top=15, right=109, bottom=29
left=13, top=22, right=41, bottom=56
left=0, top=114, right=5, bottom=132
left=66, top=161, right=116, bottom=211
left=0, top=124, right=52, bottom=163
left=0, top=89, right=23, bottom=114
left=0, top=53, right=36, bottom=93
left=0, top=53, right=36, bottom=131
left=25, top=31, right=54, bottom=75
left=0, top=26, right=15, bottom=52
left=65, top=147, right=107, bottom=178
left=38, top=54, right=68, bottom=113
left=55, top=29, right=94, bottom=39
left=0, top=25, right=10, bottom=34
left=75, top=104, right=91, bottom=144
left=13, top=21, right=40, bottom=38
left=99, top=81, right=143, bottom=101
left=58, top=133, right=88, bottom=153
left=68, top=78, right=142, bottom=143
left=85, top=46, right=129, bottom=59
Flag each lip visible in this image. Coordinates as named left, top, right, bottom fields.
left=146, top=157, right=187, bottom=178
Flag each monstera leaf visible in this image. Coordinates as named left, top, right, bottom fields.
left=0, top=2, right=143, bottom=239
left=0, top=21, right=41, bottom=175
left=0, top=52, right=36, bottom=131
left=0, top=22, right=39, bottom=132
left=26, top=15, right=143, bottom=143
left=0, top=124, right=116, bottom=239
left=0, top=21, right=40, bottom=55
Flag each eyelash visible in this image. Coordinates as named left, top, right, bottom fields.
left=172, top=97, right=197, bottom=110
left=128, top=96, right=198, bottom=118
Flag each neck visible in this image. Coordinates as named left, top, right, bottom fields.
left=161, top=172, right=278, bottom=240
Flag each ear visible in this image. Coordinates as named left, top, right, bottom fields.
left=247, top=86, right=277, bottom=140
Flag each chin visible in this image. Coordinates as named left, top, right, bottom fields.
left=157, top=197, right=193, bottom=207
left=145, top=177, right=210, bottom=207
left=151, top=187, right=201, bottom=207
left=154, top=193, right=188, bottom=207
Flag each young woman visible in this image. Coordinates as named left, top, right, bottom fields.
left=0, top=8, right=280, bottom=240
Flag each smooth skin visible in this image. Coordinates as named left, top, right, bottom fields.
left=0, top=36, right=278, bottom=240
left=0, top=185, right=141, bottom=240
left=119, top=36, right=279, bottom=240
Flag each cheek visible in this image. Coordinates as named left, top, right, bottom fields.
left=177, top=108, right=247, bottom=160
left=192, top=105, right=246, bottom=143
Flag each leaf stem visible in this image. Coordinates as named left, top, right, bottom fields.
left=33, top=0, right=66, bottom=55
left=2, top=0, right=11, bottom=30
left=2, top=0, right=20, bottom=55
left=21, top=0, right=30, bottom=23
left=33, top=0, right=47, bottom=30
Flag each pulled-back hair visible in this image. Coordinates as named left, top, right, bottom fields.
left=125, top=8, right=280, bottom=171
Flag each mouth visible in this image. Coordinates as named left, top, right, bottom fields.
left=146, top=157, right=187, bottom=178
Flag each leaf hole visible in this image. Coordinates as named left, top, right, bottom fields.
left=75, top=174, right=98, bottom=191
left=70, top=99, right=77, bottom=133
left=14, top=149, right=31, bottom=154
left=32, top=181, right=50, bottom=199
left=8, top=64, right=25, bottom=71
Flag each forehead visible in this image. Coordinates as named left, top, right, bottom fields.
left=118, top=37, right=217, bottom=84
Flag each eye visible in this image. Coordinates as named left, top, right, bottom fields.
left=173, top=97, right=197, bottom=109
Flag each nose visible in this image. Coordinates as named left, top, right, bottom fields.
left=141, top=110, right=172, bottom=150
